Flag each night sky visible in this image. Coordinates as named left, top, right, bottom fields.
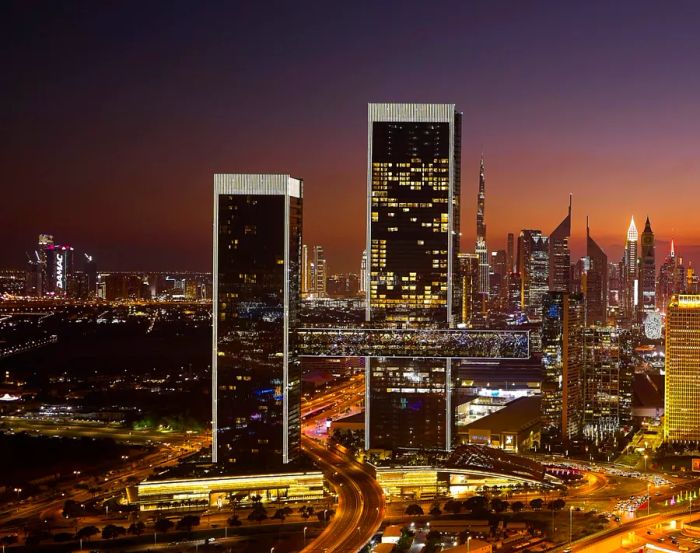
left=3, top=1, right=700, bottom=272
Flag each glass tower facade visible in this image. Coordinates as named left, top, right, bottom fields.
left=541, top=292, right=584, bottom=441
left=548, top=197, right=571, bottom=293
left=212, top=174, right=302, bottom=469
left=518, top=230, right=549, bottom=321
left=366, top=103, right=461, bottom=451
left=639, top=217, right=656, bottom=315
left=583, top=327, right=622, bottom=439
left=585, top=222, right=608, bottom=325
left=664, top=295, right=700, bottom=443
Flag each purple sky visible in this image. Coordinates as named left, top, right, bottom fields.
left=2, top=1, right=700, bottom=272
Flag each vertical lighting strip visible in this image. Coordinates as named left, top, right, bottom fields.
left=365, top=356, right=371, bottom=449
left=211, top=181, right=220, bottom=463
left=283, top=180, right=290, bottom=464
left=447, top=109, right=455, bottom=327
left=365, top=107, right=374, bottom=323
left=445, top=358, right=452, bottom=450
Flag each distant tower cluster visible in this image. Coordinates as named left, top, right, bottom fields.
left=24, top=233, right=95, bottom=298
left=301, top=244, right=327, bottom=298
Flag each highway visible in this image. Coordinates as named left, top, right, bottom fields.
left=299, top=375, right=385, bottom=553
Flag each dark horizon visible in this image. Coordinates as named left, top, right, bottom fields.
left=3, top=1, right=700, bottom=273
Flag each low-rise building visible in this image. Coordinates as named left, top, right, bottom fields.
left=457, top=396, right=541, bottom=452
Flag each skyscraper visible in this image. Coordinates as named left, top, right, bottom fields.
left=541, top=291, right=584, bottom=442
left=301, top=244, right=310, bottom=297
left=621, top=216, right=639, bottom=321
left=366, top=103, right=461, bottom=326
left=548, top=196, right=571, bottom=293
left=458, top=252, right=479, bottom=326
left=518, top=230, right=549, bottom=320
left=585, top=220, right=608, bottom=325
left=212, top=174, right=302, bottom=468
left=664, top=295, right=700, bottom=443
left=366, top=102, right=461, bottom=450
left=312, top=245, right=327, bottom=298
left=359, top=249, right=367, bottom=294
left=657, top=241, right=685, bottom=313
left=475, top=156, right=489, bottom=313
left=583, top=327, right=624, bottom=439
left=46, top=244, right=74, bottom=296
left=507, top=233, right=515, bottom=274
left=639, top=217, right=656, bottom=315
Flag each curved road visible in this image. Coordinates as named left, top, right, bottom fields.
left=300, top=436, right=384, bottom=553
left=299, top=378, right=385, bottom=553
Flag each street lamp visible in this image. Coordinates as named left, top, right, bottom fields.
left=644, top=454, right=648, bottom=472
left=647, top=482, right=651, bottom=516
left=304, top=526, right=308, bottom=542
left=569, top=506, right=574, bottom=543
left=467, top=535, right=472, bottom=553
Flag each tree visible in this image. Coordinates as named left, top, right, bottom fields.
left=0, top=536, right=18, bottom=546
left=529, top=498, right=544, bottom=510
left=102, top=524, right=126, bottom=539
left=53, top=532, right=73, bottom=542
left=272, top=508, right=287, bottom=520
left=299, top=505, right=315, bottom=519
left=548, top=499, right=566, bottom=511
left=444, top=500, right=462, bottom=514
left=429, top=503, right=442, bottom=516
left=491, top=499, right=509, bottom=513
left=405, top=504, right=424, bottom=516
left=227, top=515, right=242, bottom=527
left=154, top=518, right=174, bottom=533
left=128, top=521, right=145, bottom=535
left=248, top=503, right=268, bottom=523
left=464, top=495, right=488, bottom=512
left=511, top=501, right=525, bottom=513
left=76, top=525, right=100, bottom=540
left=176, top=515, right=201, bottom=532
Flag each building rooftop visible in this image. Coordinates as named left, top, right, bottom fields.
left=464, top=396, right=542, bottom=434
left=445, top=444, right=547, bottom=483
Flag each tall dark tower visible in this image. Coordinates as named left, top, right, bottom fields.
left=548, top=195, right=572, bottom=292
left=476, top=156, right=486, bottom=241
left=639, top=216, right=656, bottom=315
left=212, top=174, right=303, bottom=469
left=475, top=155, right=489, bottom=311
left=585, top=218, right=608, bottom=325
left=366, top=103, right=461, bottom=451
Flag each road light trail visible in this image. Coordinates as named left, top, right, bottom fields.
left=299, top=377, right=384, bottom=553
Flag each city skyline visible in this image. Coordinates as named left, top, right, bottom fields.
left=5, top=4, right=700, bottom=553
left=3, top=2, right=700, bottom=271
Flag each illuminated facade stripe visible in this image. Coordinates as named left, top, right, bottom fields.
left=664, top=294, right=700, bottom=442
